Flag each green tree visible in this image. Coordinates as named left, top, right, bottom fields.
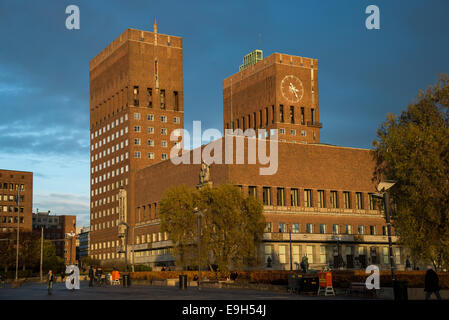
left=160, top=184, right=266, bottom=273
left=372, top=74, right=449, bottom=269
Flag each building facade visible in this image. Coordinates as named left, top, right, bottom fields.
left=0, top=169, right=33, bottom=233
left=77, top=226, right=90, bottom=262
left=32, top=210, right=77, bottom=265
left=89, top=23, right=184, bottom=263
left=88, top=29, right=405, bottom=271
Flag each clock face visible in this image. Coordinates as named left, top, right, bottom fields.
left=281, top=75, right=304, bottom=103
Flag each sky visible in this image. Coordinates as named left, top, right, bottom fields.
left=0, top=0, right=448, bottom=228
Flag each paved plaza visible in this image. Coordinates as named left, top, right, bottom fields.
left=0, top=281, right=370, bottom=300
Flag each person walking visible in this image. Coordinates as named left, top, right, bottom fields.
left=424, top=265, right=442, bottom=300
left=88, top=266, right=94, bottom=287
left=47, top=270, right=54, bottom=295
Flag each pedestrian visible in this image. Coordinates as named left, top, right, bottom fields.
left=47, top=270, right=54, bottom=295
left=424, top=265, right=442, bottom=300
left=88, top=266, right=94, bottom=287
left=405, top=256, right=411, bottom=271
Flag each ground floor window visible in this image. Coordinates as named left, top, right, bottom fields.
left=306, top=245, right=314, bottom=263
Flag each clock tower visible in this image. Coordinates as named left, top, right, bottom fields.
left=223, top=51, right=321, bottom=144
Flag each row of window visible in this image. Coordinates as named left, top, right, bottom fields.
left=0, top=183, right=25, bottom=191
left=91, top=165, right=129, bottom=189
left=266, top=222, right=389, bottom=236
left=91, top=178, right=128, bottom=206
left=227, top=105, right=316, bottom=131
left=133, top=152, right=169, bottom=161
left=133, top=86, right=180, bottom=111
left=91, top=232, right=169, bottom=251
left=92, top=152, right=128, bottom=174
left=1, top=216, right=25, bottom=223
left=264, top=244, right=401, bottom=265
left=91, top=114, right=128, bottom=140
left=91, top=177, right=129, bottom=198
left=244, top=186, right=377, bottom=210
left=91, top=248, right=173, bottom=261
left=0, top=195, right=25, bottom=202
left=133, top=113, right=180, bottom=123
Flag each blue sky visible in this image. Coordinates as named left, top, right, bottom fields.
left=0, top=0, right=448, bottom=227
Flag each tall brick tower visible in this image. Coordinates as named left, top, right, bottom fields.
left=89, top=24, right=184, bottom=263
left=223, top=50, right=321, bottom=144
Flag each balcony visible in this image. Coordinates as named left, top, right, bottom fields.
left=306, top=121, right=323, bottom=128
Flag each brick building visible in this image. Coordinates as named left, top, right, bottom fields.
left=32, top=210, right=77, bottom=265
left=0, top=169, right=33, bottom=233
left=89, top=22, right=184, bottom=262
left=89, top=28, right=405, bottom=270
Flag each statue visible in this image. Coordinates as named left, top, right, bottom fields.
left=300, top=256, right=309, bottom=273
left=266, top=256, right=272, bottom=268
left=199, top=161, right=210, bottom=185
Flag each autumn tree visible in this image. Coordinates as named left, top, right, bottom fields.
left=372, top=74, right=449, bottom=269
left=160, top=184, right=266, bottom=273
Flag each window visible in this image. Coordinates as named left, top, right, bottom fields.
left=301, top=107, right=305, bottom=125
left=161, top=115, right=167, bottom=122
left=161, top=153, right=167, bottom=160
left=134, top=112, right=141, bottom=120
left=319, top=224, right=326, bottom=234
left=343, top=192, right=351, bottom=209
left=148, top=127, right=154, bottom=134
left=330, top=191, right=338, bottom=208
left=265, top=222, right=272, bottom=232
left=292, top=245, right=300, bottom=265
left=356, top=192, right=363, bottom=209
left=318, top=190, right=325, bottom=208
left=394, top=247, right=401, bottom=265
left=358, top=225, right=364, bottom=235
left=248, top=186, right=257, bottom=198
left=272, top=105, right=275, bottom=123
left=174, top=91, right=179, bottom=111
left=369, top=225, right=376, bottom=235
left=290, top=188, right=299, bottom=206
left=279, top=245, right=287, bottom=264
left=280, top=128, right=285, bottom=134
left=383, top=247, right=389, bottom=264
left=259, top=110, right=262, bottom=127
left=320, top=246, right=327, bottom=264
left=160, top=90, right=166, bottom=109
left=292, top=223, right=299, bottom=233
left=134, top=138, right=140, bottom=145
left=147, top=114, right=154, bottom=121
left=382, top=226, right=387, bottom=236
left=161, top=128, right=167, bottom=135
left=262, top=187, right=271, bottom=205
left=332, top=224, right=339, bottom=234
left=290, top=106, right=295, bottom=124
left=369, top=194, right=376, bottom=210
left=306, top=246, right=314, bottom=263
left=345, top=224, right=352, bottom=234
left=148, top=152, right=154, bottom=159
left=277, top=188, right=285, bottom=206
left=133, top=86, right=139, bottom=106
left=306, top=223, right=313, bottom=234
left=174, top=117, right=180, bottom=124
left=279, top=105, right=284, bottom=122
left=134, top=152, right=141, bottom=159
left=134, top=126, right=141, bottom=132
left=290, top=129, right=296, bottom=135
left=304, top=189, right=312, bottom=207
left=301, top=130, right=306, bottom=136
left=147, top=88, right=152, bottom=107
left=161, top=141, right=167, bottom=147
left=265, top=107, right=268, bottom=125
left=264, top=245, right=272, bottom=263
left=278, top=223, right=286, bottom=233
left=311, top=108, right=315, bottom=125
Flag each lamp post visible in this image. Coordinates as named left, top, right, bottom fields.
left=65, top=232, right=76, bottom=265
left=194, top=207, right=203, bottom=290
left=40, top=227, right=44, bottom=282
left=15, top=188, right=21, bottom=281
left=373, top=181, right=397, bottom=282
left=289, top=225, right=293, bottom=271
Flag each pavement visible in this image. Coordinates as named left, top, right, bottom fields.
left=0, top=281, right=371, bottom=300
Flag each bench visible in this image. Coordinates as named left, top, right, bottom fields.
left=346, top=282, right=379, bottom=297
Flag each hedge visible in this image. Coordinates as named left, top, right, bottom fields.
left=129, top=270, right=449, bottom=289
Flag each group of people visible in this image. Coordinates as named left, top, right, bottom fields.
left=88, top=266, right=104, bottom=287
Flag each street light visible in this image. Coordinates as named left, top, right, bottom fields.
left=372, top=180, right=396, bottom=282
left=194, top=207, right=204, bottom=290
left=65, top=232, right=76, bottom=265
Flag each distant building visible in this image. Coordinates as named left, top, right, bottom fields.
left=0, top=169, right=33, bottom=232
left=77, top=226, right=90, bottom=262
left=32, top=210, right=77, bottom=265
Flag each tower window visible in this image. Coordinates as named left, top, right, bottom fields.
left=160, top=90, right=165, bottom=109
left=279, top=105, right=284, bottom=123
left=290, top=106, right=295, bottom=124
left=174, top=91, right=179, bottom=111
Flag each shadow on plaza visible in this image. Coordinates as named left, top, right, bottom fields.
left=0, top=281, right=372, bottom=300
